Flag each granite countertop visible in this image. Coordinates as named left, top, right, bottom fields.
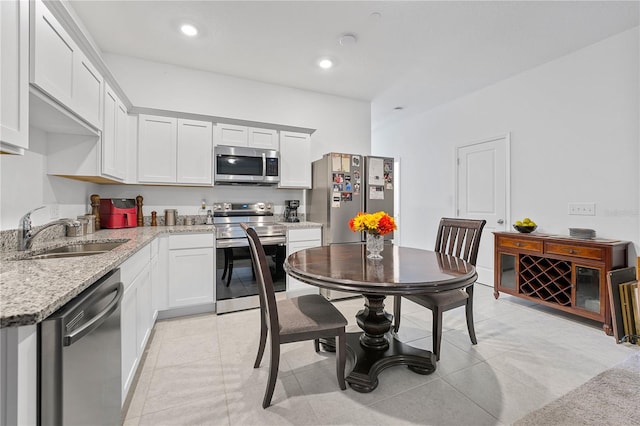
left=277, top=221, right=322, bottom=229
left=0, top=225, right=215, bottom=328
left=0, top=221, right=322, bottom=328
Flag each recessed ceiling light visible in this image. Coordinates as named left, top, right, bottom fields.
left=339, top=33, right=358, bottom=46
left=318, top=58, right=333, bottom=69
left=180, top=24, right=198, bottom=37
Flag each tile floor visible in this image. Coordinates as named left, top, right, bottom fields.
left=122, top=283, right=638, bottom=425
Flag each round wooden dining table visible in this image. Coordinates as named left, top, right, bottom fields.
left=284, top=243, right=477, bottom=393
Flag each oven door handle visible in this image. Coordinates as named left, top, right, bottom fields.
left=262, top=152, right=266, bottom=180
left=63, top=282, right=124, bottom=346
left=216, top=236, right=286, bottom=248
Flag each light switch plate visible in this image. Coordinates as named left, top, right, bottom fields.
left=568, top=202, right=596, bottom=216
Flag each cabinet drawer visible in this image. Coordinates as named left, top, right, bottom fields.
left=545, top=243, right=604, bottom=261
left=121, top=244, right=151, bottom=287
left=169, top=233, right=214, bottom=250
left=497, top=236, right=542, bottom=252
left=287, top=228, right=321, bottom=243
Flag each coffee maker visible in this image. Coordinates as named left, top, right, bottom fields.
left=284, top=200, right=300, bottom=223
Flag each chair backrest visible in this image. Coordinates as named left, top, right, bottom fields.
left=434, top=218, right=486, bottom=266
left=241, top=223, right=279, bottom=334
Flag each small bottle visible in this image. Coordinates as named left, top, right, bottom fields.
left=206, top=210, right=213, bottom=225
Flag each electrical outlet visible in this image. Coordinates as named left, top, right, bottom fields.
left=568, top=202, right=596, bottom=216
left=49, top=204, right=59, bottom=219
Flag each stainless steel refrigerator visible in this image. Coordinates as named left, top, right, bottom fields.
left=309, top=152, right=395, bottom=299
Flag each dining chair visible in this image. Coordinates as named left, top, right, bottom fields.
left=241, top=223, right=348, bottom=408
left=393, top=217, right=486, bottom=360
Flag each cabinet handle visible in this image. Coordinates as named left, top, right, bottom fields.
left=568, top=249, right=576, bottom=254
left=515, top=242, right=523, bottom=247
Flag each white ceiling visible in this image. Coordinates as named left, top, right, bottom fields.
left=68, top=1, right=639, bottom=128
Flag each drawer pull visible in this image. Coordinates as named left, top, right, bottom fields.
left=568, top=249, right=577, bottom=254
left=516, top=242, right=523, bottom=247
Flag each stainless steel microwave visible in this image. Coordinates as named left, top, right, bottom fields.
left=214, top=145, right=280, bottom=185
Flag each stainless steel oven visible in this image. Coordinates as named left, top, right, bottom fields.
left=214, top=202, right=286, bottom=313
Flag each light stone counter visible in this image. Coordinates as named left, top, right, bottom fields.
left=0, top=225, right=215, bottom=328
left=278, top=221, right=323, bottom=230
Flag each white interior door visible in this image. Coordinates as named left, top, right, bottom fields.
left=456, top=134, right=510, bottom=285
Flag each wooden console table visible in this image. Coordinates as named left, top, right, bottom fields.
left=493, top=232, right=629, bottom=335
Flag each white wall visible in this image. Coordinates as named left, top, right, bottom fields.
left=373, top=27, right=640, bottom=255
left=103, top=54, right=371, bottom=162
left=0, top=55, right=371, bottom=231
left=0, top=128, right=99, bottom=229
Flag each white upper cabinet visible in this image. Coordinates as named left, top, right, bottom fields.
left=215, top=123, right=279, bottom=150
left=102, top=83, right=128, bottom=181
left=248, top=127, right=279, bottom=149
left=138, top=114, right=213, bottom=185
left=0, top=0, right=29, bottom=153
left=177, top=119, right=213, bottom=184
left=215, top=123, right=248, bottom=147
left=137, top=115, right=177, bottom=183
left=30, top=0, right=103, bottom=129
left=279, top=131, right=311, bottom=188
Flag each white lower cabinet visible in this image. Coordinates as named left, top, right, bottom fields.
left=120, top=283, right=138, bottom=404
left=151, top=235, right=168, bottom=315
left=119, top=244, right=152, bottom=404
left=286, top=227, right=322, bottom=297
left=168, top=234, right=215, bottom=308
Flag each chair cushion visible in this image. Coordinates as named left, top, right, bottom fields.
left=407, top=288, right=469, bottom=309
left=277, top=294, right=347, bottom=335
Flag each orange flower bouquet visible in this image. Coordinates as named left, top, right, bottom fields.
left=349, top=211, right=397, bottom=236
left=349, top=211, right=397, bottom=259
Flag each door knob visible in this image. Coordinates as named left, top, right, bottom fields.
left=497, top=219, right=504, bottom=224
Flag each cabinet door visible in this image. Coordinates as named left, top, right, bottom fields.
left=248, top=127, right=278, bottom=149
left=73, top=55, right=103, bottom=128
left=121, top=285, right=138, bottom=403
left=286, top=230, right=321, bottom=296
left=0, top=0, right=29, bottom=150
left=279, top=131, right=311, bottom=188
left=102, top=85, right=127, bottom=180
left=31, top=0, right=76, bottom=107
left=151, top=236, right=169, bottom=313
left=135, top=265, right=153, bottom=355
left=177, top=119, right=213, bottom=184
left=497, top=252, right=517, bottom=291
left=138, top=115, right=177, bottom=183
left=115, top=102, right=129, bottom=177
left=169, top=248, right=214, bottom=307
left=574, top=265, right=604, bottom=316
left=215, top=123, right=248, bottom=147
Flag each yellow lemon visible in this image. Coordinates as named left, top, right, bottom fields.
left=515, top=221, right=523, bottom=226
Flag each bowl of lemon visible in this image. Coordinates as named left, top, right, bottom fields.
left=513, top=218, right=537, bottom=233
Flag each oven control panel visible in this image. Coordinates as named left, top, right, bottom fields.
left=212, top=201, right=274, bottom=216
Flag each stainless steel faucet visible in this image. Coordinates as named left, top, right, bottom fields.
left=18, top=207, right=78, bottom=251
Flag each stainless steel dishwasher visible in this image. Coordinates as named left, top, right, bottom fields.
left=39, top=269, right=123, bottom=426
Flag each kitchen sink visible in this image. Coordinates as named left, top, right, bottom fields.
left=15, top=240, right=127, bottom=260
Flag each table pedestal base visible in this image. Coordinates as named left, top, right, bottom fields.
left=344, top=331, right=436, bottom=393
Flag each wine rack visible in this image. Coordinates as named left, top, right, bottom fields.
left=493, top=232, right=629, bottom=335
left=519, top=255, right=571, bottom=306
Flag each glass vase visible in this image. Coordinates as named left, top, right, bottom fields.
left=366, top=233, right=384, bottom=259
